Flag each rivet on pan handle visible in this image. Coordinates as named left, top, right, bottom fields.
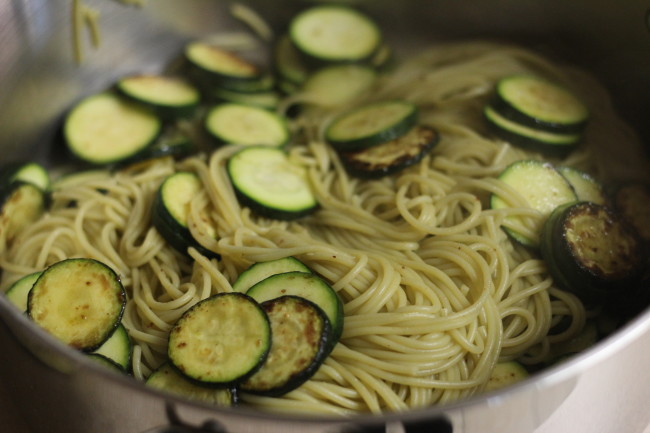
left=342, top=417, right=453, bottom=433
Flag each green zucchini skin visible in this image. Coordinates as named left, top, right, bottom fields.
left=246, top=271, right=344, bottom=353
left=116, top=74, right=201, bottom=120
left=184, top=42, right=267, bottom=91
left=325, top=100, right=419, bottom=151
left=232, top=257, right=312, bottom=293
left=151, top=171, right=220, bottom=259
left=540, top=201, right=645, bottom=303
left=491, top=75, right=589, bottom=134
left=168, top=292, right=272, bottom=387
left=240, top=295, right=331, bottom=397
left=87, top=353, right=128, bottom=373
left=146, top=363, right=237, bottom=407
left=484, top=105, right=581, bottom=157
left=339, top=125, right=439, bottom=178
left=0, top=161, right=50, bottom=191
left=27, top=258, right=127, bottom=352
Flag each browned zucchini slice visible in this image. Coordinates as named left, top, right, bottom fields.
left=339, top=125, right=439, bottom=178
left=240, top=295, right=331, bottom=396
left=27, top=258, right=127, bottom=351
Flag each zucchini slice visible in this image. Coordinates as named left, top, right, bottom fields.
left=27, top=258, right=127, bottom=351
left=301, top=64, right=377, bottom=108
left=289, top=5, right=381, bottom=64
left=146, top=363, right=236, bottom=406
left=184, top=42, right=263, bottom=87
left=493, top=75, right=589, bottom=133
left=87, top=353, right=128, bottom=373
left=92, top=323, right=132, bottom=371
left=490, top=160, right=577, bottom=247
left=339, top=125, right=439, bottom=178
left=273, top=34, right=309, bottom=85
left=484, top=361, right=529, bottom=392
left=0, top=161, right=50, bottom=191
left=325, top=100, right=419, bottom=151
left=227, top=146, right=318, bottom=220
left=116, top=74, right=200, bottom=119
left=0, top=181, right=47, bottom=244
left=152, top=171, right=219, bottom=259
left=240, top=296, right=331, bottom=396
left=540, top=201, right=645, bottom=303
left=64, top=92, right=162, bottom=165
left=557, top=166, right=606, bottom=205
left=212, top=88, right=281, bottom=110
left=4, top=271, right=42, bottom=312
left=116, top=128, right=195, bottom=169
left=610, top=182, right=650, bottom=245
left=484, top=105, right=581, bottom=157
left=232, top=256, right=312, bottom=293
left=246, top=271, right=344, bottom=351
left=204, top=103, right=290, bottom=148
left=168, top=292, right=271, bottom=386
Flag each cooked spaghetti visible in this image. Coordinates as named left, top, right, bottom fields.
left=1, top=41, right=642, bottom=415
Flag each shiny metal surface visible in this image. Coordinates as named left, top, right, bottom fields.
left=0, top=1, right=649, bottom=432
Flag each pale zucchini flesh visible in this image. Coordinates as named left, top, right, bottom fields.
left=205, top=103, right=289, bottom=147
left=118, top=75, right=199, bottom=106
left=185, top=42, right=260, bottom=79
left=491, top=160, right=577, bottom=247
left=232, top=257, right=312, bottom=293
left=92, top=323, right=132, bottom=370
left=64, top=92, right=162, bottom=165
left=325, top=100, right=418, bottom=150
left=0, top=162, right=50, bottom=191
left=146, top=363, right=235, bottom=406
left=4, top=271, right=42, bottom=312
left=301, top=64, right=377, bottom=108
left=557, top=166, right=606, bottom=205
left=227, top=146, right=318, bottom=220
left=289, top=6, right=381, bottom=63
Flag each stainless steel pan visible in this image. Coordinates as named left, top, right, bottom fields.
left=1, top=1, right=649, bottom=432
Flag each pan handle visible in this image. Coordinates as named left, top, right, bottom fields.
left=140, top=402, right=454, bottom=433
left=343, top=417, right=453, bottom=433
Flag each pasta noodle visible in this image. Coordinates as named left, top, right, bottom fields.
left=5, top=40, right=641, bottom=415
